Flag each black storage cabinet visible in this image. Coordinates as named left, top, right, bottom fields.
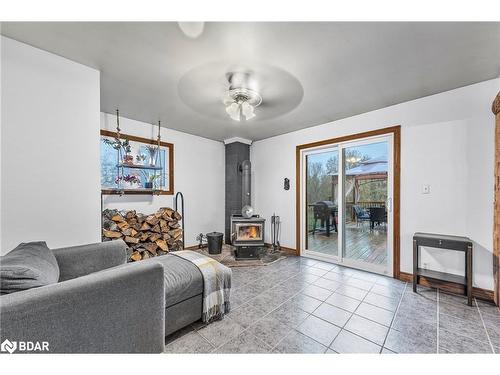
left=413, top=232, right=473, bottom=306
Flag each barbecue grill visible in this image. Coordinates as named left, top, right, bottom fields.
left=310, top=200, right=338, bottom=236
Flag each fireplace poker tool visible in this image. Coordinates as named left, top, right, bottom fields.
left=271, top=213, right=281, bottom=252
left=196, top=233, right=207, bottom=249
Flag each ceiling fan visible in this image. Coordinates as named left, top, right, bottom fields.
left=222, top=72, right=262, bottom=122
left=177, top=61, right=303, bottom=122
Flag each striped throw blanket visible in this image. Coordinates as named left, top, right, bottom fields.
left=172, top=250, right=232, bottom=323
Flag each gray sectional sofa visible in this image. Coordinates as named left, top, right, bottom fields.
left=0, top=240, right=206, bottom=353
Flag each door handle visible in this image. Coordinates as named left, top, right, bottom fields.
left=386, top=197, right=392, bottom=212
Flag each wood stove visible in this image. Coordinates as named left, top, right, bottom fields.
left=230, top=214, right=265, bottom=260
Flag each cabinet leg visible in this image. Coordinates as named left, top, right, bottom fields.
left=467, top=245, right=473, bottom=306
left=413, top=239, right=418, bottom=293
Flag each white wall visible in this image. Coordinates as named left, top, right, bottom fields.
left=251, top=79, right=498, bottom=290
left=0, top=37, right=224, bottom=252
left=1, top=36, right=496, bottom=289
left=1, top=37, right=101, bottom=253
left=100, top=113, right=225, bottom=248
left=0, top=36, right=3, bottom=249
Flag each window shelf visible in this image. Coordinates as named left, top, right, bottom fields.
left=100, top=129, right=174, bottom=195
left=116, top=163, right=163, bottom=171
left=101, top=188, right=170, bottom=195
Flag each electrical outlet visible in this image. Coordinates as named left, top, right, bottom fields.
left=422, top=184, right=431, bottom=194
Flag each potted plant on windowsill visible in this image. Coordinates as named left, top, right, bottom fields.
left=143, top=173, right=160, bottom=189
left=115, top=174, right=141, bottom=188
left=135, top=153, right=147, bottom=165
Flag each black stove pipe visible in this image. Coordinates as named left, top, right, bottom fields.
left=241, top=160, right=251, bottom=208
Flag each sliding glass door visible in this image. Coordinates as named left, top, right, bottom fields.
left=301, top=134, right=394, bottom=276
left=304, top=147, right=339, bottom=258
left=341, top=138, right=392, bottom=274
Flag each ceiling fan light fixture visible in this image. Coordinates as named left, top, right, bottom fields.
left=226, top=102, right=241, bottom=121
left=241, top=101, right=255, bottom=120
left=222, top=87, right=262, bottom=122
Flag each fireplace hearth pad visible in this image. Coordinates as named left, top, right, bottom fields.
left=191, top=244, right=289, bottom=267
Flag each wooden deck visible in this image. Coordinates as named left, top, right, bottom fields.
left=307, top=224, right=387, bottom=265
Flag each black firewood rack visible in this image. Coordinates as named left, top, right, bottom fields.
left=174, top=192, right=185, bottom=247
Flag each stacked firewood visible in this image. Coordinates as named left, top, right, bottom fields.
left=102, top=207, right=183, bottom=262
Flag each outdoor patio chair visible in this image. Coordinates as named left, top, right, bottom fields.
left=353, top=205, right=371, bottom=227
left=369, top=207, right=387, bottom=230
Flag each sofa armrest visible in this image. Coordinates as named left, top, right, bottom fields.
left=52, top=240, right=128, bottom=281
left=0, top=261, right=165, bottom=353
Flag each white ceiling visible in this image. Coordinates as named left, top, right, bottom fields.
left=2, top=22, right=499, bottom=141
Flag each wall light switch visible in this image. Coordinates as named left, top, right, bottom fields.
left=422, top=184, right=431, bottom=194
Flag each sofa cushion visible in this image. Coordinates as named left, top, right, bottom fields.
left=0, top=241, right=60, bottom=295
left=143, top=254, right=203, bottom=307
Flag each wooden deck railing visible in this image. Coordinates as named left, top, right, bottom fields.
left=307, top=201, right=386, bottom=228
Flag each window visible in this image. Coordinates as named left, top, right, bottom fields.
left=100, top=130, right=174, bottom=195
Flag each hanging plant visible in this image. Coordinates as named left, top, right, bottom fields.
left=103, top=138, right=132, bottom=156
left=103, top=137, right=134, bottom=165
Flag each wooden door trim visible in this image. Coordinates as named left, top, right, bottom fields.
left=492, top=92, right=500, bottom=306
left=295, top=125, right=401, bottom=279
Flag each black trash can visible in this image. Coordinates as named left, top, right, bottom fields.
left=206, top=232, right=223, bottom=254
